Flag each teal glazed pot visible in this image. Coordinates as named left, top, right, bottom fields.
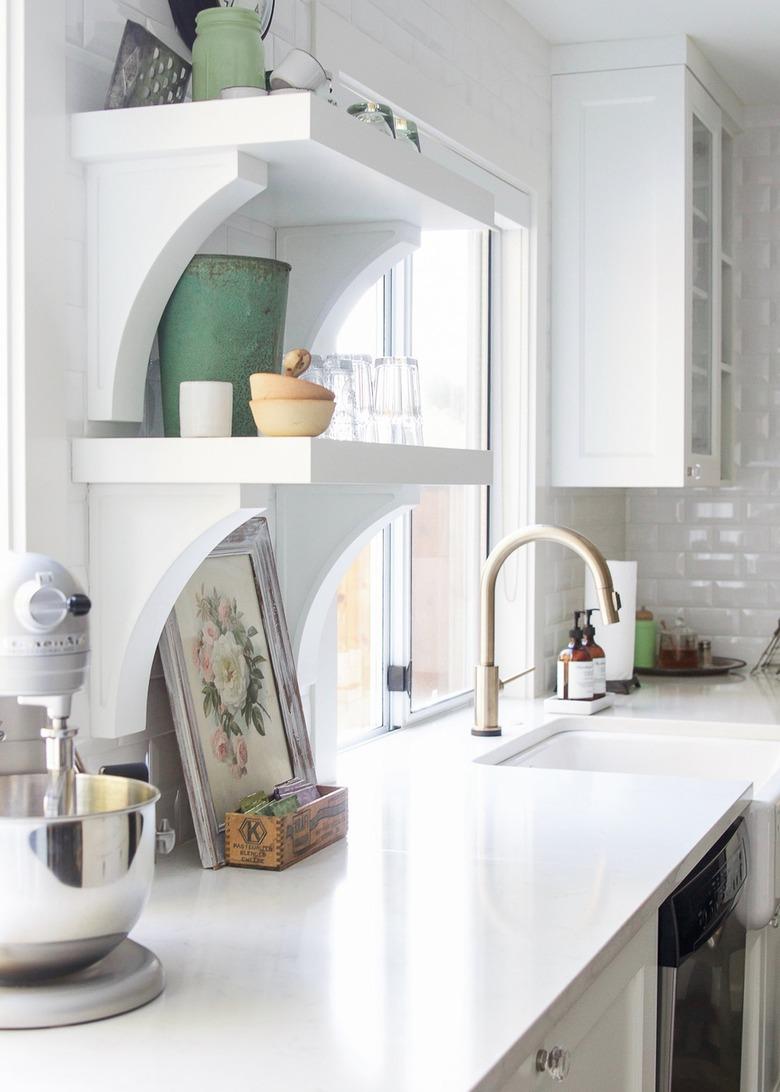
left=158, top=255, right=291, bottom=437
left=192, top=7, right=265, bottom=101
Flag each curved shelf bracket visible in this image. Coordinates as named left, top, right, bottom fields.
left=277, top=221, right=420, bottom=354
left=86, top=150, right=268, bottom=423
left=275, top=484, right=420, bottom=689
left=86, top=482, right=264, bottom=738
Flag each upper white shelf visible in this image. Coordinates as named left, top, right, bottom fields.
left=71, top=437, right=493, bottom=487
left=71, top=93, right=495, bottom=232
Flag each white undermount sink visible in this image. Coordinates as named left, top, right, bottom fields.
left=477, top=716, right=780, bottom=930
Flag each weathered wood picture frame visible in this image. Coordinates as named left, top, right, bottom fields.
left=160, top=516, right=315, bottom=868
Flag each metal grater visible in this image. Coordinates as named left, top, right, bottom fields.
left=105, top=21, right=191, bottom=110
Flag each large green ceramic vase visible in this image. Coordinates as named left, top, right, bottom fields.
left=158, top=255, right=291, bottom=437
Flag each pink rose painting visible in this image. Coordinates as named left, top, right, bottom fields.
left=194, top=584, right=270, bottom=781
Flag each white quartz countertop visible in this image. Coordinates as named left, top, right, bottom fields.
left=6, top=675, right=776, bottom=1092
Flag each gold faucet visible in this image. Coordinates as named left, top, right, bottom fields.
left=473, top=525, right=621, bottom=736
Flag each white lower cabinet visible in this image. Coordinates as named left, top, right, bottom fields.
left=499, top=918, right=657, bottom=1091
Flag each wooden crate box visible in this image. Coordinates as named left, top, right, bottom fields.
left=224, top=785, right=348, bottom=870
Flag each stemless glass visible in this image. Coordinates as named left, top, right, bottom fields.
left=323, top=358, right=358, bottom=441
left=374, top=357, right=424, bottom=445
left=342, top=354, right=376, bottom=441
left=306, top=354, right=326, bottom=388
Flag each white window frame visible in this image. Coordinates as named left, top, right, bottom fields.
left=319, top=4, right=546, bottom=753
left=337, top=230, right=495, bottom=744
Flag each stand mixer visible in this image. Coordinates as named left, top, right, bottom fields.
left=0, top=551, right=167, bottom=1028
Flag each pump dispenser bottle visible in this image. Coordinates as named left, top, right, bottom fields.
left=557, top=612, right=594, bottom=700
left=582, top=609, right=607, bottom=698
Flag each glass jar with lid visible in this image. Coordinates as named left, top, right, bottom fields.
left=658, top=613, right=699, bottom=669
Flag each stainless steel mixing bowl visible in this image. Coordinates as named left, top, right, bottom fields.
left=0, top=773, right=159, bottom=983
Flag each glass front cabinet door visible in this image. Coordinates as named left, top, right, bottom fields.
left=551, top=63, right=731, bottom=488
left=687, top=79, right=722, bottom=486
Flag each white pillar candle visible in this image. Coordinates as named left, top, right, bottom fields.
left=179, top=381, right=233, bottom=438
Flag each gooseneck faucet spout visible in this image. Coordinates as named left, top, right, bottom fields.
left=473, top=525, right=621, bottom=737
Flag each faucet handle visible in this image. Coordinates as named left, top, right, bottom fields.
left=498, top=666, right=535, bottom=690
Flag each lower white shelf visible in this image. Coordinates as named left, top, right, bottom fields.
left=71, top=437, right=493, bottom=486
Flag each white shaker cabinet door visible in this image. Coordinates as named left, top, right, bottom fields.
left=500, top=918, right=657, bottom=1091
left=551, top=65, right=722, bottom=488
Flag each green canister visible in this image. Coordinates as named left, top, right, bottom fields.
left=158, top=255, right=291, bottom=438
left=192, top=7, right=265, bottom=101
left=634, top=607, right=657, bottom=669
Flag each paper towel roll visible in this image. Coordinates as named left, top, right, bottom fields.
left=584, top=560, right=637, bottom=681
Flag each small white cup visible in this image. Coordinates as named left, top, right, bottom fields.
left=219, top=86, right=268, bottom=99
left=179, top=381, right=233, bottom=438
left=269, top=49, right=329, bottom=92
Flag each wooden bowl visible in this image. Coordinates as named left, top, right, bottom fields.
left=249, top=397, right=335, bottom=437
left=249, top=372, right=333, bottom=402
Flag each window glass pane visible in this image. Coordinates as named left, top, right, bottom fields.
left=411, top=230, right=486, bottom=449
left=336, top=280, right=383, bottom=357
left=411, top=485, right=482, bottom=710
left=336, top=534, right=384, bottom=745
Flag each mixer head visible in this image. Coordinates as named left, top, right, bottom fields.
left=0, top=551, right=90, bottom=723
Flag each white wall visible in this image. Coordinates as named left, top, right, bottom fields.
left=625, top=111, right=780, bottom=667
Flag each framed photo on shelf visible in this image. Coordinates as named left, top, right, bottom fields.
left=160, top=516, right=315, bottom=868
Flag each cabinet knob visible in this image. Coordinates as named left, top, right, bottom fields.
left=687, top=463, right=703, bottom=480
left=536, top=1046, right=571, bottom=1081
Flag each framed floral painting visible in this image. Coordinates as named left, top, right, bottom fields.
left=160, top=517, right=315, bottom=868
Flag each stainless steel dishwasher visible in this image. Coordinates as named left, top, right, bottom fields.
left=657, top=817, right=749, bottom=1092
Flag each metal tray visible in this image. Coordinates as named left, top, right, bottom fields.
left=636, top=656, right=747, bottom=678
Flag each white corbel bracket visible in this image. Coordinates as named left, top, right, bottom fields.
left=275, top=484, right=420, bottom=689
left=86, top=483, right=265, bottom=738
left=85, top=150, right=268, bottom=423
left=84, top=480, right=418, bottom=739
left=277, top=221, right=420, bottom=354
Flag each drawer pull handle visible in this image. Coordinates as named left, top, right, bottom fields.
left=536, top=1046, right=571, bottom=1081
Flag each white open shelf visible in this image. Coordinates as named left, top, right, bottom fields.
left=71, top=437, right=493, bottom=486
left=71, top=93, right=494, bottom=232
left=70, top=92, right=496, bottom=426
left=69, top=94, right=497, bottom=743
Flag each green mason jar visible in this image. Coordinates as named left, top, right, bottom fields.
left=192, top=7, right=265, bottom=101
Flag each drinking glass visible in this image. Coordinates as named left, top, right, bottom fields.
left=306, top=354, right=326, bottom=388
left=374, top=357, right=424, bottom=445
left=341, top=354, right=376, bottom=441
left=323, top=360, right=358, bottom=441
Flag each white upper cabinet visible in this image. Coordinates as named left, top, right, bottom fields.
left=551, top=64, right=728, bottom=488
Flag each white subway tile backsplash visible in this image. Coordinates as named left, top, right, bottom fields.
left=686, top=499, right=743, bottom=522
left=745, top=552, right=780, bottom=578
left=626, top=522, right=658, bottom=552
left=656, top=579, right=713, bottom=607
left=627, top=495, right=685, bottom=524
left=687, top=552, right=742, bottom=580
left=740, top=608, right=780, bottom=637
left=657, top=524, right=712, bottom=550
left=713, top=581, right=772, bottom=608
left=638, top=551, right=686, bottom=578
left=684, top=607, right=740, bottom=638
left=716, top=525, right=771, bottom=551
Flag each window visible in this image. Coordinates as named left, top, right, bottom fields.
left=335, top=230, right=490, bottom=744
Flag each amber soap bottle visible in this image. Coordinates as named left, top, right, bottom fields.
left=557, top=613, right=594, bottom=700
left=582, top=609, right=607, bottom=698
